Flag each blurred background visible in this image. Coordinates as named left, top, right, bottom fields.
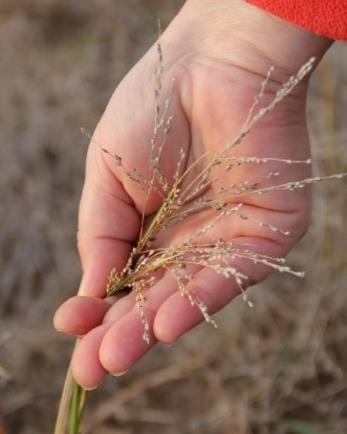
left=0, top=1, right=346, bottom=433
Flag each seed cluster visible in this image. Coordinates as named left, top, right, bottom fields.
left=102, top=49, right=347, bottom=344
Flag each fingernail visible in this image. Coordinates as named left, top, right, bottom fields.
left=83, top=385, right=98, bottom=391
left=110, top=370, right=128, bottom=377
left=161, top=342, right=175, bottom=348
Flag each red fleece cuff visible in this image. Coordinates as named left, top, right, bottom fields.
left=246, top=0, right=347, bottom=41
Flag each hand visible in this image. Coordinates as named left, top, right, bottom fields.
left=54, top=0, right=331, bottom=389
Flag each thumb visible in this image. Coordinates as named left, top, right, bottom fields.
left=76, top=44, right=188, bottom=296
left=77, top=141, right=140, bottom=297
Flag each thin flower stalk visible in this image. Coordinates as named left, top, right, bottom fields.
left=54, top=46, right=347, bottom=434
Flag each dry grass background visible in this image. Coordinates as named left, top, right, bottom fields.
left=0, top=1, right=346, bottom=433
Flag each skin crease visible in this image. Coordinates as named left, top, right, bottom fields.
left=53, top=0, right=333, bottom=389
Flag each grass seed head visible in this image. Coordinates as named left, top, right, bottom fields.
left=102, top=50, right=346, bottom=343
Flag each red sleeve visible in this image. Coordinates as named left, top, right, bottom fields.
left=246, top=0, right=347, bottom=41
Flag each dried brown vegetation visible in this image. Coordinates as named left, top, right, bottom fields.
left=0, top=2, right=347, bottom=434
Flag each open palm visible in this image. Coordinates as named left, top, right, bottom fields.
left=54, top=12, right=317, bottom=389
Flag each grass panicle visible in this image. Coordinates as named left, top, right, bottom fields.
left=54, top=44, right=347, bottom=434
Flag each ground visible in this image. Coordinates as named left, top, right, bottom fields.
left=0, top=1, right=347, bottom=433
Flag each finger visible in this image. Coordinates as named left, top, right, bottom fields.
left=100, top=310, right=157, bottom=376
left=154, top=237, right=284, bottom=344
left=154, top=268, right=239, bottom=344
left=75, top=48, right=189, bottom=295
left=77, top=142, right=140, bottom=297
left=71, top=324, right=112, bottom=389
left=53, top=295, right=122, bottom=336
left=70, top=293, right=138, bottom=387
left=99, top=273, right=183, bottom=374
left=102, top=292, right=136, bottom=323
left=100, top=269, right=166, bottom=324
left=71, top=274, right=179, bottom=382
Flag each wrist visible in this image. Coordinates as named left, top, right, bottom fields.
left=177, top=0, right=332, bottom=79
